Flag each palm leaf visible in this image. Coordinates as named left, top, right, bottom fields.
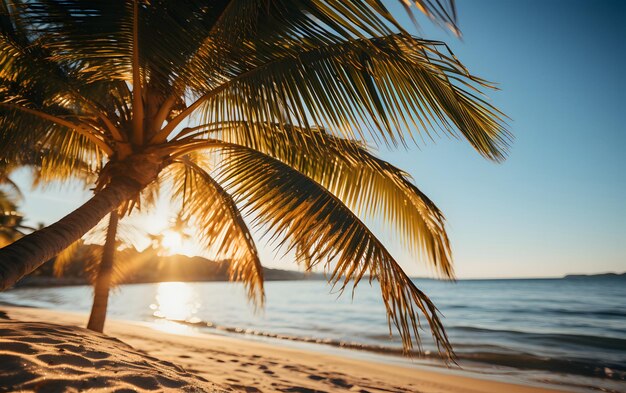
left=0, top=7, right=126, bottom=140
left=163, top=154, right=264, bottom=306
left=171, top=34, right=509, bottom=161
left=214, top=143, right=452, bottom=356
left=52, top=238, right=82, bottom=277
left=192, top=123, right=452, bottom=276
left=0, top=162, right=23, bottom=201
left=0, top=189, right=17, bottom=215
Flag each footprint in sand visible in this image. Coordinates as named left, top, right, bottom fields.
left=280, top=387, right=327, bottom=393
left=20, top=336, right=64, bottom=345
left=229, top=384, right=262, bottom=392
left=0, top=341, right=37, bottom=355
left=119, top=375, right=161, bottom=390
left=37, top=353, right=94, bottom=368
left=329, top=378, right=353, bottom=388
left=0, top=354, right=39, bottom=386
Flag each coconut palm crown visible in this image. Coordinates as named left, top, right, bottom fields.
left=0, top=0, right=510, bottom=357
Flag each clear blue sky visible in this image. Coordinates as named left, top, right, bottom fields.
left=11, top=0, right=626, bottom=278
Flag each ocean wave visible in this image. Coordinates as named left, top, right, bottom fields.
left=451, top=326, right=626, bottom=351
left=547, top=308, right=626, bottom=318
left=155, top=316, right=626, bottom=382
left=459, top=351, right=626, bottom=381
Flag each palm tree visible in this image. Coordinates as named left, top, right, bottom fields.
left=0, top=1, right=510, bottom=356
left=85, top=211, right=119, bottom=332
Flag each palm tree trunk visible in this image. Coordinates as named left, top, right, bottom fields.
left=0, top=179, right=141, bottom=291
left=86, top=210, right=118, bottom=333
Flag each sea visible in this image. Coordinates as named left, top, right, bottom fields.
left=1, top=277, right=624, bottom=393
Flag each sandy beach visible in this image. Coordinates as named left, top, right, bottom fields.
left=0, top=305, right=573, bottom=393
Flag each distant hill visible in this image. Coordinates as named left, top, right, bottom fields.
left=122, top=254, right=325, bottom=283
left=563, top=272, right=626, bottom=279
left=17, top=245, right=325, bottom=288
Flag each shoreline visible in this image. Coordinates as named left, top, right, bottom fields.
left=0, top=305, right=574, bottom=393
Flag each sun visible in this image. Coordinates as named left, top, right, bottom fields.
left=160, top=230, right=184, bottom=255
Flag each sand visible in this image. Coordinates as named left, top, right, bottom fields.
left=0, top=305, right=572, bottom=393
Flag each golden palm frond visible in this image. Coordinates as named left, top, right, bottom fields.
left=214, top=144, right=452, bottom=356
left=200, top=123, right=452, bottom=276
left=137, top=177, right=161, bottom=212
left=182, top=34, right=509, bottom=161
left=52, top=239, right=83, bottom=277
left=148, top=0, right=456, bottom=101
left=33, top=133, right=103, bottom=187
left=163, top=155, right=264, bottom=306
left=0, top=189, right=18, bottom=217
left=0, top=162, right=23, bottom=201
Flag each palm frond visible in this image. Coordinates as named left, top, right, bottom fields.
left=137, top=177, right=161, bottom=212
left=404, top=0, right=459, bottom=36
left=163, top=154, right=264, bottom=306
left=33, top=133, right=103, bottom=186
left=81, top=212, right=142, bottom=250
left=0, top=9, right=126, bottom=140
left=198, top=123, right=452, bottom=276
left=0, top=189, right=17, bottom=215
left=215, top=144, right=452, bottom=356
left=172, top=0, right=459, bottom=94
left=0, top=167, right=23, bottom=201
left=52, top=238, right=82, bottom=277
left=175, top=34, right=509, bottom=160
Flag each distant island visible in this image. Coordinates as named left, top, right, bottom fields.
left=16, top=243, right=625, bottom=288
left=16, top=243, right=325, bottom=288
left=563, top=272, right=626, bottom=279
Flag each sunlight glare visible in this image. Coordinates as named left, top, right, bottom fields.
left=161, top=230, right=183, bottom=254
left=151, top=282, right=199, bottom=322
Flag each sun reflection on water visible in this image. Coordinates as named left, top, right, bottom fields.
left=150, top=282, right=200, bottom=322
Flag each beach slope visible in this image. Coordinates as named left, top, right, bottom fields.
left=0, top=318, right=219, bottom=391
left=1, top=306, right=571, bottom=393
